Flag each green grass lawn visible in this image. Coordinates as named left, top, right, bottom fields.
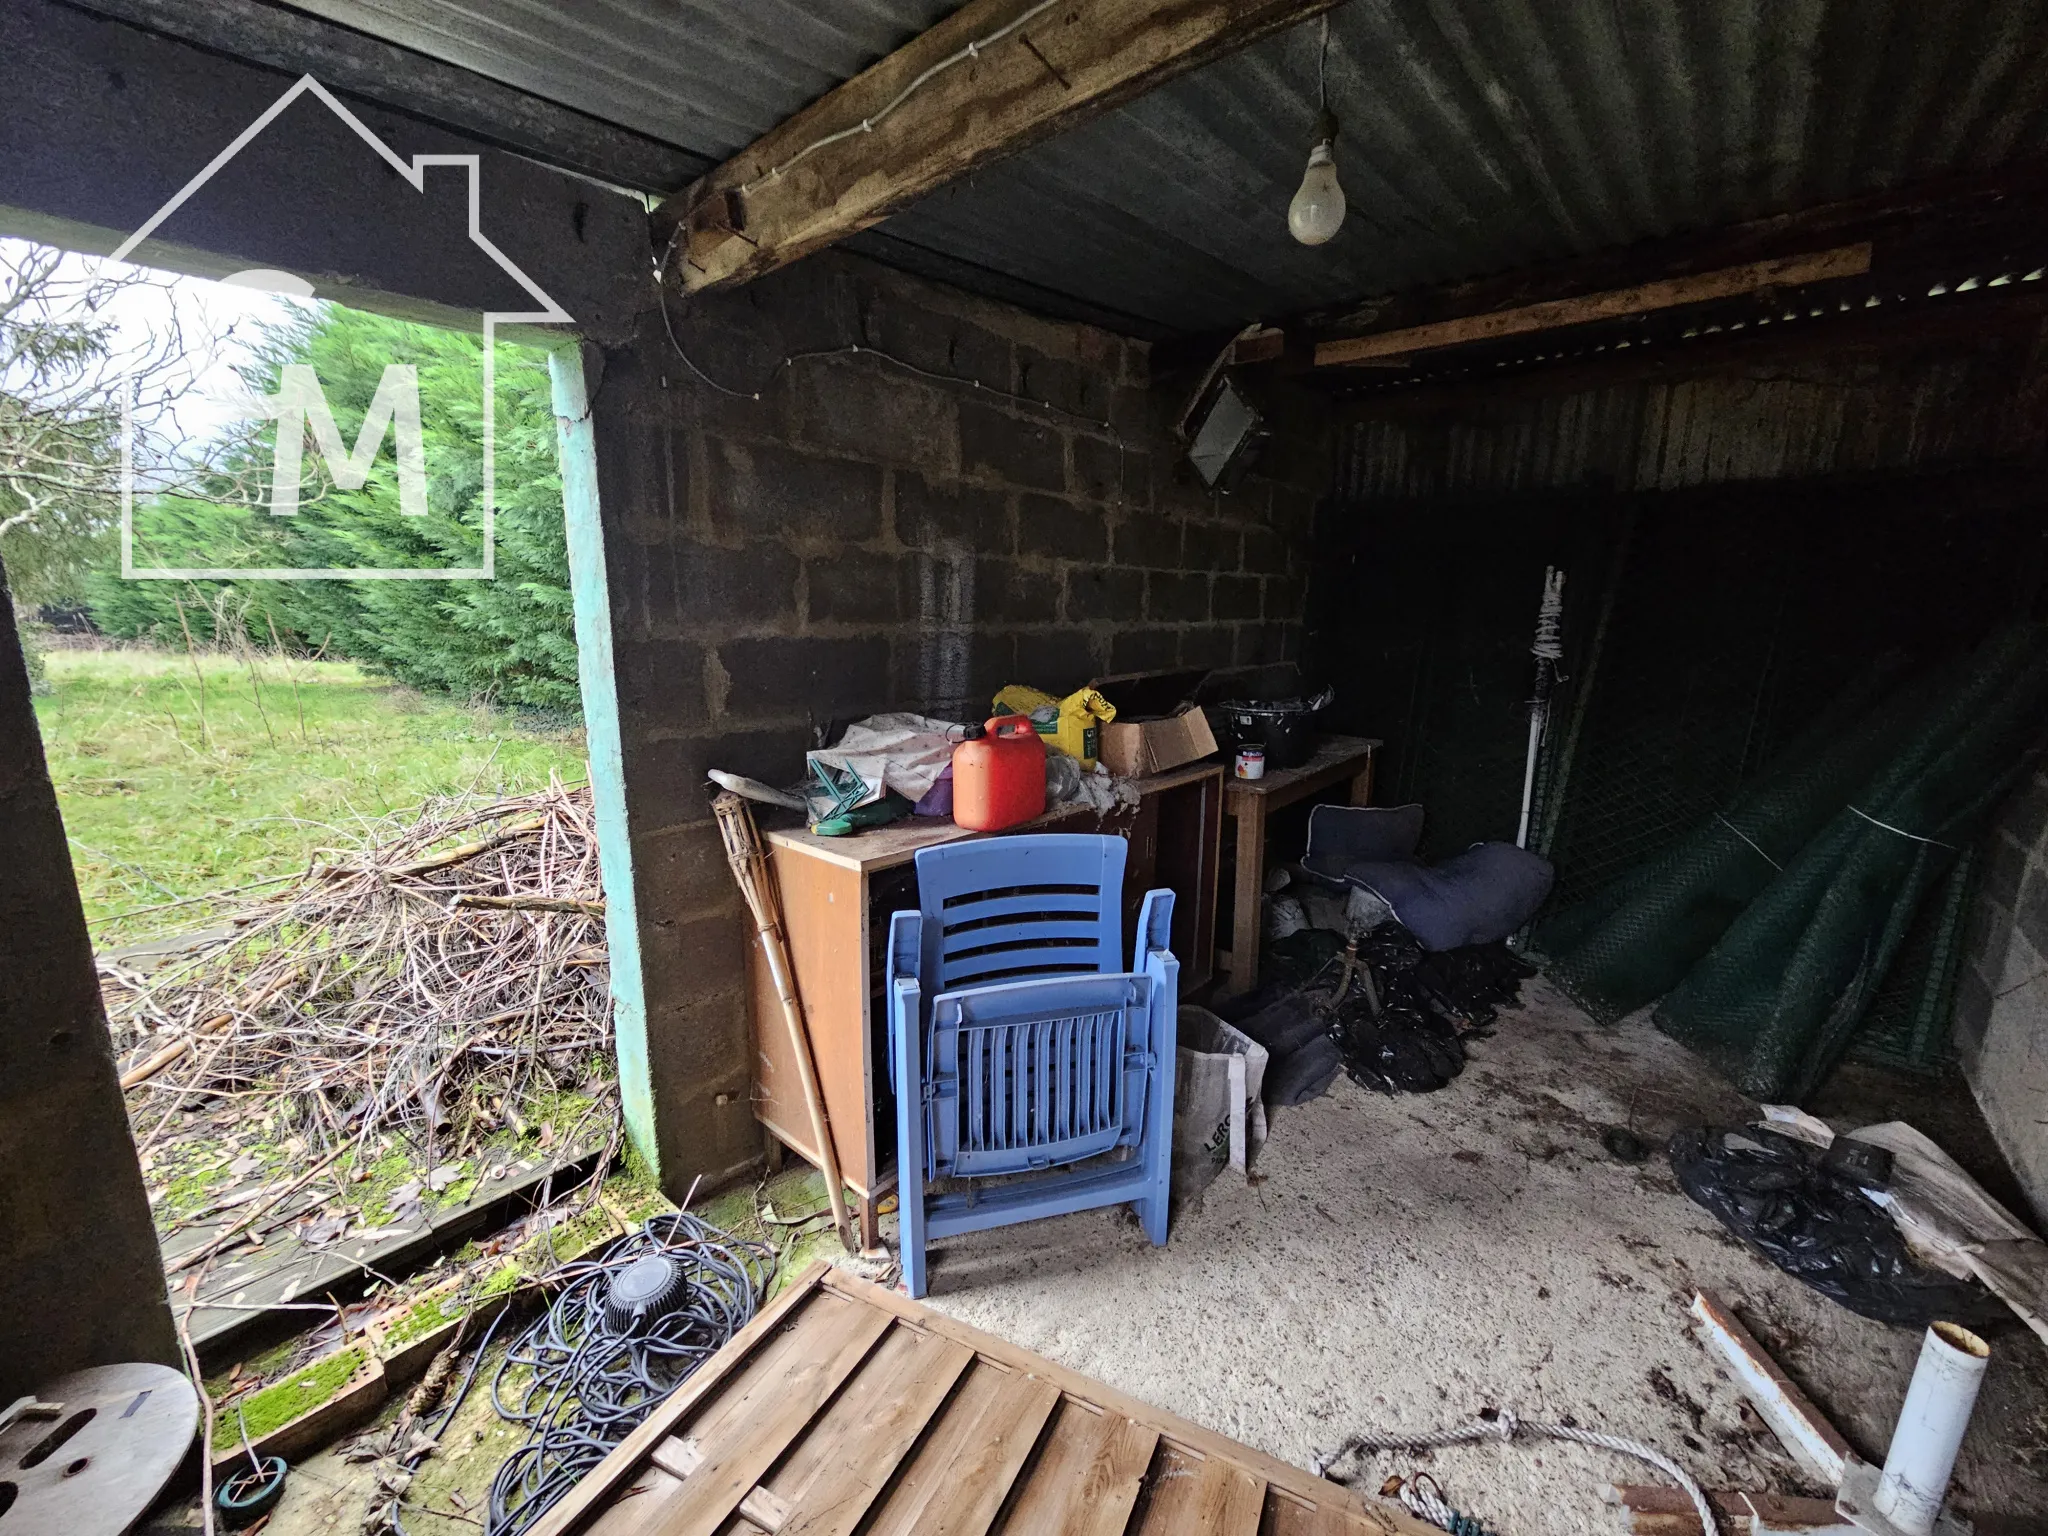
left=34, top=646, right=587, bottom=948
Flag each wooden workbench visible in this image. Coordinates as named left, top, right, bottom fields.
left=1217, top=735, right=1381, bottom=997
left=748, top=761, right=1224, bottom=1246
left=529, top=1262, right=1420, bottom=1536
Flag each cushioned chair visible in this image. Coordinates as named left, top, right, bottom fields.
left=885, top=833, right=1178, bottom=1298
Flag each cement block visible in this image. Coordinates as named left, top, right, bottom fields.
left=1148, top=571, right=1212, bottom=624
left=1111, top=627, right=1182, bottom=674
left=710, top=437, right=883, bottom=542
left=788, top=352, right=958, bottom=476
left=612, top=637, right=708, bottom=729
left=1211, top=573, right=1263, bottom=621
left=1014, top=629, right=1102, bottom=694
left=974, top=557, right=1060, bottom=623
left=960, top=401, right=1065, bottom=491
left=1071, top=432, right=1143, bottom=506
left=1114, top=509, right=1184, bottom=569
left=897, top=472, right=1008, bottom=552
left=1017, top=493, right=1108, bottom=562
left=807, top=550, right=917, bottom=626
left=718, top=635, right=893, bottom=723
left=1065, top=566, right=1146, bottom=624
left=1182, top=519, right=1241, bottom=574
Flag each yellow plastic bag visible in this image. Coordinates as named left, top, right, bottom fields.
left=991, top=684, right=1116, bottom=769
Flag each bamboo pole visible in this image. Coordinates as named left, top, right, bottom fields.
left=712, top=791, right=856, bottom=1253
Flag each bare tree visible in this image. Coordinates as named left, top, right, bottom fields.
left=0, top=241, right=260, bottom=606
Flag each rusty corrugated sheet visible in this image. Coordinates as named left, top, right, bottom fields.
left=262, top=0, right=2048, bottom=336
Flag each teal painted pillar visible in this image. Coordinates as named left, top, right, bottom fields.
left=548, top=343, right=658, bottom=1181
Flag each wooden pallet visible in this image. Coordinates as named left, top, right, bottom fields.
left=531, top=1263, right=1427, bottom=1536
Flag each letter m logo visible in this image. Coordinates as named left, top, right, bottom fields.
left=265, top=363, right=428, bottom=519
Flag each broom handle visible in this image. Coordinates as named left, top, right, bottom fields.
left=715, top=793, right=856, bottom=1253
left=752, top=904, right=857, bottom=1252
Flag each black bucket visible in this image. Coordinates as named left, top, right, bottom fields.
left=1214, top=689, right=1332, bottom=770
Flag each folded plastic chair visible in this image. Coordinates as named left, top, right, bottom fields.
left=886, top=834, right=1178, bottom=1298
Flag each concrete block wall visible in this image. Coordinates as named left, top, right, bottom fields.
left=1955, top=762, right=2048, bottom=1227
left=586, top=250, right=1329, bottom=1190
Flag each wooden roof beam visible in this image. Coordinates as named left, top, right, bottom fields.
left=653, top=0, right=1343, bottom=291
left=1302, top=164, right=2048, bottom=371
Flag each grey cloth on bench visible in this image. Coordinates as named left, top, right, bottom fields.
left=1304, top=804, right=1554, bottom=952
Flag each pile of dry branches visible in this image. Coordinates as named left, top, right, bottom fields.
left=104, top=782, right=616, bottom=1184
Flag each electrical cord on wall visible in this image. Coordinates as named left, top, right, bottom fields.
left=650, top=246, right=1132, bottom=505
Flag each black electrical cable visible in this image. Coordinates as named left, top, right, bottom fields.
left=483, top=1212, right=775, bottom=1536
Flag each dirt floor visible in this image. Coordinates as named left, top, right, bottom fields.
left=915, top=977, right=2048, bottom=1536
left=151, top=978, right=2048, bottom=1536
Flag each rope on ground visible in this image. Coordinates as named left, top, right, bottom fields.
left=1312, top=1409, right=1719, bottom=1536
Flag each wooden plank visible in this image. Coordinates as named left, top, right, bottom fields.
left=1131, top=1444, right=1265, bottom=1536
left=642, top=1441, right=790, bottom=1532
left=584, top=1468, right=689, bottom=1536
left=750, top=848, right=875, bottom=1195
left=659, top=0, right=1343, bottom=290
left=770, top=1325, right=976, bottom=1536
left=1314, top=246, right=1872, bottom=366
left=1607, top=1483, right=1846, bottom=1530
left=862, top=1360, right=1061, bottom=1536
left=816, top=1270, right=1419, bottom=1530
left=1001, top=1399, right=1160, bottom=1536
left=524, top=1263, right=832, bottom=1536
left=1688, top=1291, right=1854, bottom=1485
left=647, top=1300, right=896, bottom=1536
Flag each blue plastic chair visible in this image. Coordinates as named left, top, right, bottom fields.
left=885, top=833, right=1178, bottom=1298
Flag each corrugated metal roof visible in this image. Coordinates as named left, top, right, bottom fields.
left=272, top=0, right=2048, bottom=337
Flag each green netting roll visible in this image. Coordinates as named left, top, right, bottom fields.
left=1655, top=624, right=2048, bottom=1097
left=1532, top=657, right=1932, bottom=1023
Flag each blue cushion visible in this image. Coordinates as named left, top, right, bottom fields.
left=1339, top=842, right=1554, bottom=952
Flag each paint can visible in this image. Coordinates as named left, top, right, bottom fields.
left=1234, top=746, right=1267, bottom=780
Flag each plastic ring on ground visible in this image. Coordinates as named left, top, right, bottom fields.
left=216, top=1455, right=289, bottom=1528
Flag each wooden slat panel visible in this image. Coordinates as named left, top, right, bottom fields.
left=583, top=1467, right=689, bottom=1536
left=863, top=1360, right=1060, bottom=1536
left=816, top=1271, right=1412, bottom=1530
left=1263, top=1495, right=1384, bottom=1536
left=1132, top=1444, right=1265, bottom=1536
left=647, top=1300, right=896, bottom=1536
left=771, top=1325, right=975, bottom=1536
left=1000, top=1398, right=1160, bottom=1536
left=527, top=1265, right=833, bottom=1536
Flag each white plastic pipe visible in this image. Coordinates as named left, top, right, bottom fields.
left=1872, top=1322, right=1989, bottom=1536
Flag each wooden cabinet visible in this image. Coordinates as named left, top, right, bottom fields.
left=747, top=763, right=1223, bottom=1244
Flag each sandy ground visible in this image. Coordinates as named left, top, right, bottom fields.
left=913, top=978, right=2048, bottom=1535
left=173, top=978, right=2048, bottom=1536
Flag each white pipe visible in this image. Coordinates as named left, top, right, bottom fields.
left=1515, top=705, right=1544, bottom=849
left=1872, top=1322, right=1989, bottom=1536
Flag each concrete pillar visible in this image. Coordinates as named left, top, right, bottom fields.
left=0, top=568, right=177, bottom=1399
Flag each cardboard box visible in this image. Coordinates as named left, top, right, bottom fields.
left=1098, top=703, right=1219, bottom=779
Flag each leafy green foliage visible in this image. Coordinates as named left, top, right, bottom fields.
left=88, top=303, right=580, bottom=711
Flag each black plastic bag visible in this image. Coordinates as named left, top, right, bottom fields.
left=1334, top=1000, right=1466, bottom=1093
left=1668, top=1126, right=2006, bottom=1329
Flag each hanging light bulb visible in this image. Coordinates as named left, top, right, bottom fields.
left=1288, top=109, right=1345, bottom=246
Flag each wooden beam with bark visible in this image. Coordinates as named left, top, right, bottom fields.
left=654, top=0, right=1342, bottom=290
left=1314, top=245, right=1873, bottom=366
left=1301, top=163, right=2048, bottom=373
